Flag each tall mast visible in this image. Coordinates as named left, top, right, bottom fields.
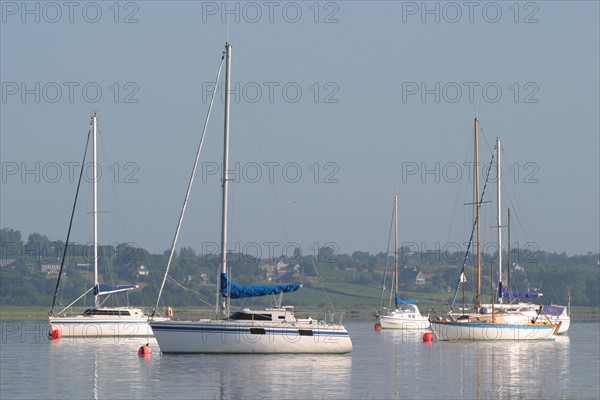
left=219, top=42, right=232, bottom=318
left=474, top=117, right=481, bottom=310
left=92, top=113, right=99, bottom=309
left=496, top=137, right=502, bottom=304
left=394, top=194, right=398, bottom=306
left=507, top=207, right=511, bottom=291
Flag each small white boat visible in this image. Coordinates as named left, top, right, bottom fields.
left=379, top=304, right=430, bottom=330
left=150, top=43, right=352, bottom=354
left=480, top=302, right=570, bottom=334
left=475, top=135, right=570, bottom=335
left=49, top=307, right=156, bottom=337
left=48, top=114, right=166, bottom=338
left=376, top=194, right=430, bottom=330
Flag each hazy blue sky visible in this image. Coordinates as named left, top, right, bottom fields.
left=1, top=1, right=598, bottom=260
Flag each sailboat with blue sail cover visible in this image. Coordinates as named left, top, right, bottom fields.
left=474, top=137, right=569, bottom=334
left=376, top=194, right=430, bottom=330
left=429, top=118, right=558, bottom=341
left=49, top=114, right=167, bottom=338
left=149, top=43, right=352, bottom=354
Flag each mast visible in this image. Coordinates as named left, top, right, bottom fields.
left=474, top=117, right=481, bottom=310
left=496, top=137, right=502, bottom=303
left=219, top=42, right=232, bottom=318
left=92, top=113, right=99, bottom=309
left=394, top=194, right=398, bottom=307
left=507, top=207, right=511, bottom=292
left=491, top=261, right=495, bottom=322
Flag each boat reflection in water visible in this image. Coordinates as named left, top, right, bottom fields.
left=457, top=335, right=571, bottom=399
left=154, top=352, right=352, bottom=399
left=48, top=337, right=156, bottom=400
left=378, top=324, right=431, bottom=344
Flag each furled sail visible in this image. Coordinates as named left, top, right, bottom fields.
left=220, top=273, right=301, bottom=299
left=94, top=284, right=138, bottom=296
left=395, top=296, right=416, bottom=306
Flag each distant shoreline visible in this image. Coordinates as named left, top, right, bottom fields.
left=1, top=306, right=598, bottom=322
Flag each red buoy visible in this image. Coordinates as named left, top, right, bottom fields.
left=422, top=332, right=433, bottom=342
left=50, top=329, right=61, bottom=340
left=374, top=323, right=381, bottom=332
left=138, top=345, right=152, bottom=356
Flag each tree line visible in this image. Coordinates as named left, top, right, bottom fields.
left=1, top=227, right=598, bottom=308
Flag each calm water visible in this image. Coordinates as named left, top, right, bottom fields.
left=1, top=321, right=598, bottom=399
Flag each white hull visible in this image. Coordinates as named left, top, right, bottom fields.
left=49, top=317, right=155, bottom=338
left=378, top=305, right=430, bottom=330
left=379, top=316, right=430, bottom=330
left=430, top=320, right=556, bottom=341
left=150, top=319, right=353, bottom=354
left=49, top=308, right=167, bottom=338
left=480, top=303, right=571, bottom=334
left=553, top=315, right=570, bottom=334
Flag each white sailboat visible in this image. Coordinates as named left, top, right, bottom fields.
left=376, top=194, right=429, bottom=330
left=49, top=114, right=166, bottom=338
left=149, top=43, right=352, bottom=354
left=480, top=138, right=570, bottom=334
left=430, top=118, right=558, bottom=341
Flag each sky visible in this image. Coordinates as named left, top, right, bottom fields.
left=1, top=1, right=599, bottom=261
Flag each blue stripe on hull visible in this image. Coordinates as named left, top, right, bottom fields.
left=432, top=321, right=553, bottom=330
left=150, top=324, right=350, bottom=337
left=52, top=321, right=148, bottom=325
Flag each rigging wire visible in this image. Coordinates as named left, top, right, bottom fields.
left=50, top=124, right=92, bottom=314
left=445, top=124, right=474, bottom=248
left=152, top=51, right=225, bottom=317
left=309, top=256, right=338, bottom=320
left=450, top=150, right=496, bottom=310
left=95, top=122, right=132, bottom=308
left=233, top=61, right=293, bottom=246
left=378, top=199, right=395, bottom=311
left=166, top=275, right=215, bottom=308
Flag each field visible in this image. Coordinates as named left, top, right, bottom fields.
left=2, top=287, right=598, bottom=323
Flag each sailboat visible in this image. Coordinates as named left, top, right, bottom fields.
left=478, top=141, right=571, bottom=334
left=149, top=43, right=352, bottom=354
left=429, top=117, right=558, bottom=341
left=49, top=114, right=166, bottom=338
left=376, top=194, right=430, bottom=330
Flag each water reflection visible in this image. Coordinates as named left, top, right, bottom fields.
left=48, top=336, right=157, bottom=399
left=152, top=352, right=352, bottom=399
left=457, top=336, right=571, bottom=399
left=351, top=323, right=572, bottom=400
left=351, top=326, right=436, bottom=399
left=0, top=321, right=591, bottom=400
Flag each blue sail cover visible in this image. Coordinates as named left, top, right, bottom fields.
left=499, top=283, right=542, bottom=299
left=220, top=273, right=301, bottom=299
left=395, top=296, right=416, bottom=306
left=94, top=284, right=138, bottom=296
left=542, top=305, right=565, bottom=316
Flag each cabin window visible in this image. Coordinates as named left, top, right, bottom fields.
left=82, top=309, right=131, bottom=316
left=298, top=329, right=313, bottom=336
left=229, top=312, right=272, bottom=321
left=249, top=328, right=266, bottom=335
